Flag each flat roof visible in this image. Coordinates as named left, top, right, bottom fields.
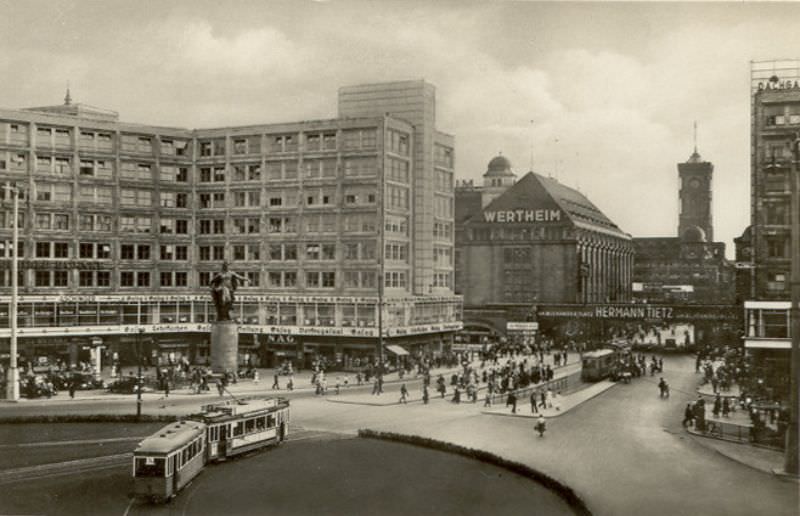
left=135, top=421, right=206, bottom=455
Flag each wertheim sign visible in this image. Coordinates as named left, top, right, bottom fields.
left=483, top=209, right=562, bottom=223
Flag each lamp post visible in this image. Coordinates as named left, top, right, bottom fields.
left=786, top=133, right=800, bottom=475
left=3, top=185, right=21, bottom=401
left=136, top=327, right=145, bottom=419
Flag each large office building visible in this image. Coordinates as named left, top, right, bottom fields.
left=632, top=147, right=735, bottom=305
left=0, top=80, right=461, bottom=370
left=741, top=60, right=800, bottom=393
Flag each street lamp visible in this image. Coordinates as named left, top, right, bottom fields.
left=786, top=133, right=800, bottom=475
left=3, top=185, right=22, bottom=401
left=136, top=327, right=145, bottom=419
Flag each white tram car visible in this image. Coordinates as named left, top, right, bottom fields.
left=132, top=396, right=290, bottom=502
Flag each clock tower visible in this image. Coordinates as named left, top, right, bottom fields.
left=678, top=144, right=714, bottom=243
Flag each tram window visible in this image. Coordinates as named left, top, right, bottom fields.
left=135, top=457, right=166, bottom=477
left=233, top=422, right=244, bottom=437
left=267, top=415, right=275, bottom=428
left=256, top=417, right=266, bottom=430
left=183, top=448, right=189, bottom=463
left=245, top=418, right=256, bottom=433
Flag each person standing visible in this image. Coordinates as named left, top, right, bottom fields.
left=68, top=379, right=76, bottom=400
left=530, top=390, right=539, bottom=414
left=253, top=370, right=260, bottom=385
left=422, top=385, right=429, bottom=405
left=399, top=383, right=409, bottom=404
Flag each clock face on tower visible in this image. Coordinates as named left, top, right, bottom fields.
left=689, top=178, right=701, bottom=189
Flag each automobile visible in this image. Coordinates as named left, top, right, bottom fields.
left=108, top=376, right=155, bottom=394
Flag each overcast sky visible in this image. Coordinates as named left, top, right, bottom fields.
left=2, top=0, right=799, bottom=256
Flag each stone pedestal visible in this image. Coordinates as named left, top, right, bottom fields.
left=210, top=321, right=238, bottom=374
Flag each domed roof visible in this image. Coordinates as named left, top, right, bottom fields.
left=681, top=225, right=707, bottom=243
left=485, top=154, right=515, bottom=177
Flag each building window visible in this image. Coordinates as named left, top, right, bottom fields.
left=767, top=272, right=787, bottom=292
left=97, top=271, right=110, bottom=287
left=137, top=271, right=150, bottom=287
left=306, top=272, right=320, bottom=288
left=160, top=272, right=172, bottom=287
left=54, top=270, right=68, bottom=287
left=175, top=272, right=187, bottom=287
left=53, top=242, right=69, bottom=258
left=120, top=271, right=134, bottom=287
left=79, top=271, right=94, bottom=287
left=36, top=242, right=50, bottom=258
left=137, top=245, right=151, bottom=260
left=247, top=271, right=260, bottom=286
left=79, top=242, right=94, bottom=259
left=322, top=272, right=335, bottom=287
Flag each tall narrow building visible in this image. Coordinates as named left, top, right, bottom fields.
left=678, top=146, right=714, bottom=242
left=338, top=80, right=455, bottom=296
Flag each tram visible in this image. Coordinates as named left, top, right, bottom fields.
left=581, top=349, right=619, bottom=382
left=189, top=396, right=290, bottom=461
left=132, top=396, right=289, bottom=502
left=132, top=420, right=207, bottom=502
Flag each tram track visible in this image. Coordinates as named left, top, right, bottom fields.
left=0, top=427, right=344, bottom=486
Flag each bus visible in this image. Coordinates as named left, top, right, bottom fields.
left=133, top=420, right=207, bottom=503
left=581, top=349, right=619, bottom=382
left=132, top=396, right=289, bottom=502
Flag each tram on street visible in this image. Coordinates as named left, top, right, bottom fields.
left=132, top=420, right=207, bottom=503
left=132, top=396, right=290, bottom=502
left=189, top=396, right=290, bottom=461
left=581, top=349, right=619, bottom=382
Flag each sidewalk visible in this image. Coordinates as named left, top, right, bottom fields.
left=3, top=362, right=470, bottom=404
left=686, top=427, right=793, bottom=479
left=482, top=380, right=617, bottom=419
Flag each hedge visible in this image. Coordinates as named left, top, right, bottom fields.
left=0, top=414, right=178, bottom=424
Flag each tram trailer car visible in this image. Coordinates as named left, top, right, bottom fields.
left=133, top=421, right=207, bottom=503
left=188, top=396, right=290, bottom=461
left=581, top=349, right=618, bottom=382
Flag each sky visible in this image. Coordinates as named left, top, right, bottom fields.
left=1, top=0, right=799, bottom=257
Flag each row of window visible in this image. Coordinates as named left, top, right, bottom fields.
left=3, top=124, right=384, bottom=157
left=0, top=240, right=391, bottom=263
left=0, top=212, right=382, bottom=234
left=20, top=269, right=415, bottom=289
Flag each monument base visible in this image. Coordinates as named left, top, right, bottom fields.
left=210, top=321, right=239, bottom=374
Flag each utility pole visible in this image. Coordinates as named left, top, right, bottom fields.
left=786, top=133, right=799, bottom=475
left=136, top=327, right=144, bottom=419
left=3, top=185, right=21, bottom=401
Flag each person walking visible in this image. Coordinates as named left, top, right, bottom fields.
left=399, top=383, right=409, bottom=404
left=530, top=390, right=539, bottom=414
left=216, top=378, right=224, bottom=397
left=422, top=385, right=429, bottom=405
left=507, top=391, right=517, bottom=414
left=682, top=403, right=695, bottom=428
left=272, top=371, right=280, bottom=390
left=722, top=397, right=730, bottom=418
left=68, top=380, right=76, bottom=400
left=253, top=370, right=260, bottom=385
left=658, top=377, right=668, bottom=398
left=535, top=415, right=546, bottom=437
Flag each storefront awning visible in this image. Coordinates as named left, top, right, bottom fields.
left=386, top=344, right=409, bottom=356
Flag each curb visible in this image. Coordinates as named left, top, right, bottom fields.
left=358, top=429, right=593, bottom=516
left=684, top=428, right=795, bottom=481
left=481, top=381, right=617, bottom=420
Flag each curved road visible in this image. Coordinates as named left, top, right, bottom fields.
left=0, top=354, right=797, bottom=515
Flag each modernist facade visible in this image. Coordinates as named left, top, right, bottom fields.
left=742, top=60, right=800, bottom=387
left=632, top=148, right=735, bottom=305
left=456, top=157, right=633, bottom=307
left=0, top=80, right=461, bottom=369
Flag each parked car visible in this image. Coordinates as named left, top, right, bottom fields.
left=108, top=376, right=154, bottom=394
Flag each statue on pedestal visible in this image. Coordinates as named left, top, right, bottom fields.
left=209, top=262, right=249, bottom=322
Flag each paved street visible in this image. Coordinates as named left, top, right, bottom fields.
left=0, top=354, right=797, bottom=516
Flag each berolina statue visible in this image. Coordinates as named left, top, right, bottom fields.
left=209, top=261, right=249, bottom=322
